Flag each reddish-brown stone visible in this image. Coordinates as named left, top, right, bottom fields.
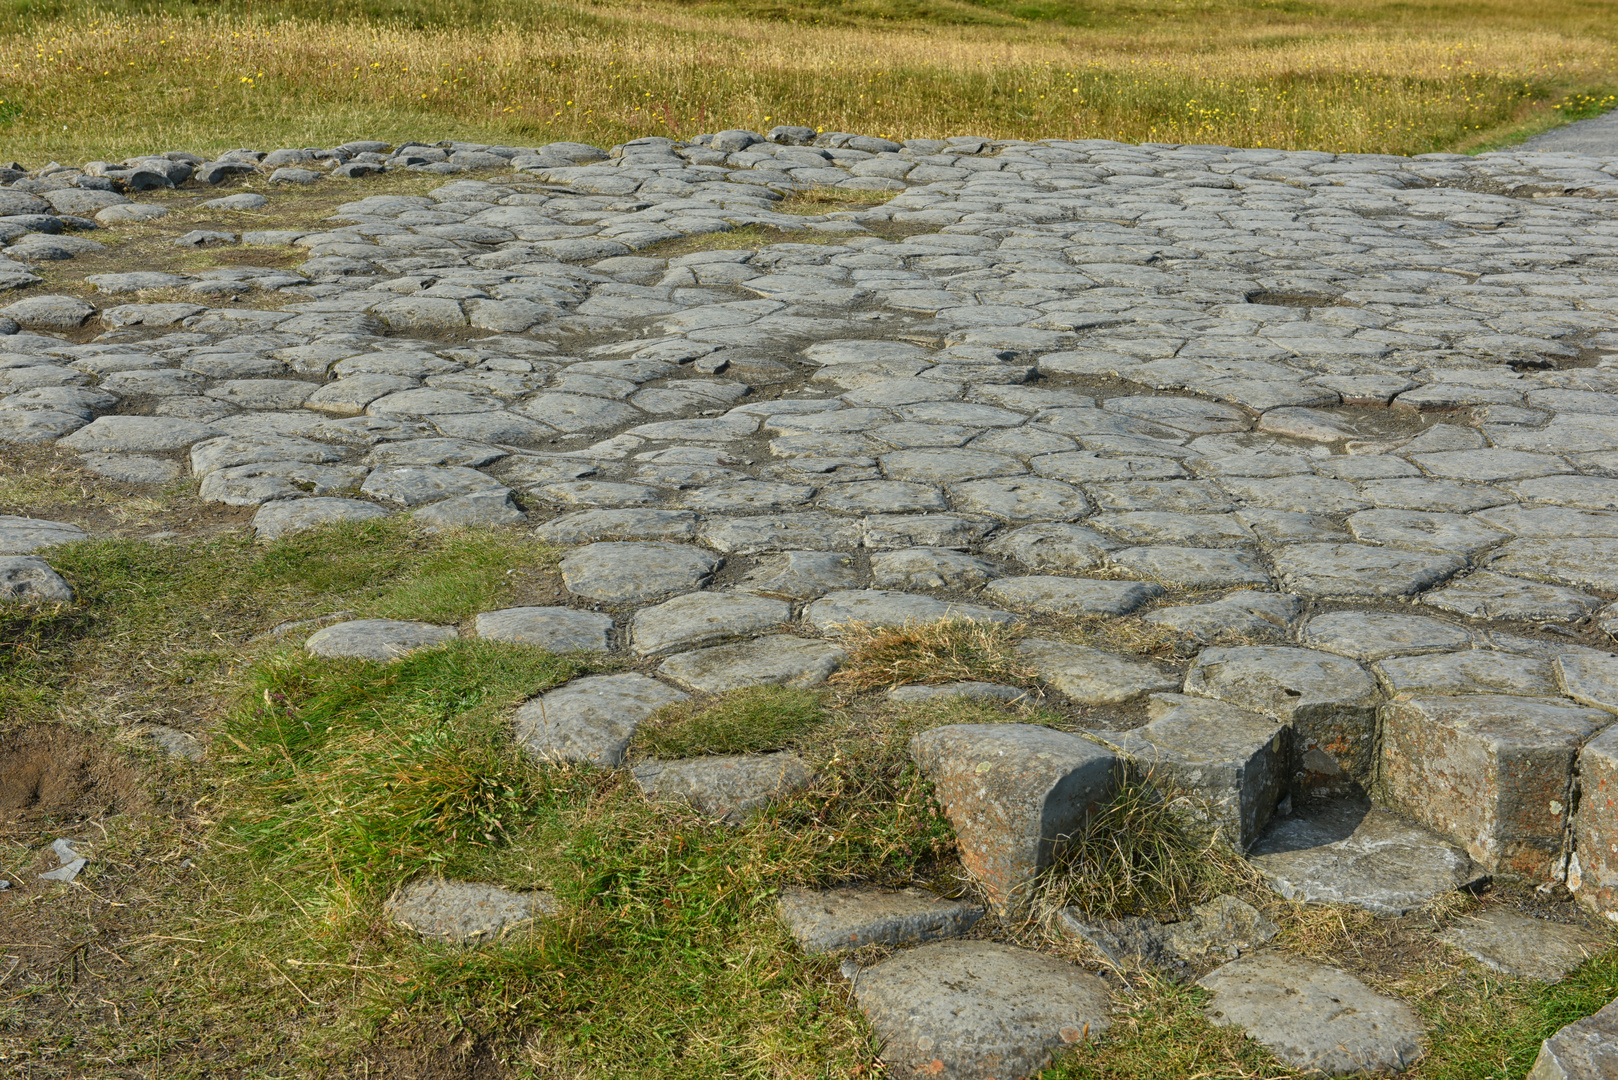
left=1379, top=694, right=1608, bottom=877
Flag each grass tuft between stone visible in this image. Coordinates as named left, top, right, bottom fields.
left=1032, top=772, right=1257, bottom=923
left=632, top=685, right=828, bottom=759
left=829, top=616, right=1036, bottom=692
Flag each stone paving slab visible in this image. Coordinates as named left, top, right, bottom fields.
left=16, top=132, right=1618, bottom=1053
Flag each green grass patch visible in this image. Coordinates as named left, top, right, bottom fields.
left=0, top=518, right=553, bottom=726
left=633, top=685, right=828, bottom=759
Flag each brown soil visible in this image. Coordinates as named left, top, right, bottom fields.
left=0, top=724, right=147, bottom=837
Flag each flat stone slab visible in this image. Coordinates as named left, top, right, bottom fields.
left=631, top=752, right=813, bottom=823
left=1300, top=611, right=1473, bottom=661
left=1488, top=537, right=1618, bottom=592
left=1016, top=637, right=1178, bottom=704
left=739, top=550, right=863, bottom=598
left=631, top=590, right=792, bottom=657
left=870, top=547, right=999, bottom=590
left=1439, top=909, right=1610, bottom=982
left=1249, top=800, right=1481, bottom=915
left=384, top=878, right=556, bottom=943
left=59, top=415, right=215, bottom=453
left=251, top=497, right=390, bottom=539
left=559, top=541, right=718, bottom=603
left=855, top=940, right=1111, bottom=1080
left=657, top=634, right=845, bottom=693
left=0, top=555, right=73, bottom=604
left=1271, top=542, right=1465, bottom=599
left=1421, top=570, right=1602, bottom=622
left=912, top=723, right=1117, bottom=913
left=1375, top=651, right=1558, bottom=697
left=1199, top=953, right=1425, bottom=1076
left=803, top=589, right=1017, bottom=633
left=889, top=681, right=1029, bottom=704
left=984, top=522, right=1117, bottom=571
left=982, top=575, right=1161, bottom=617
left=778, top=885, right=984, bottom=953
left=535, top=508, right=699, bottom=543
left=514, top=672, right=689, bottom=767
left=0, top=515, right=86, bottom=554
left=472, top=607, right=614, bottom=652
left=1060, top=894, right=1278, bottom=970
left=304, top=619, right=456, bottom=661
left=1108, top=545, right=1271, bottom=589
left=1143, top=590, right=1301, bottom=643
left=1529, top=995, right=1618, bottom=1080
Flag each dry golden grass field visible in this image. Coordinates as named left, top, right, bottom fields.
left=0, top=0, right=1614, bottom=162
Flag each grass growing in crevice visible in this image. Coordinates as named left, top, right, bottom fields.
left=632, top=685, right=827, bottom=759
left=829, top=617, right=1036, bottom=693
left=1033, top=773, right=1255, bottom=922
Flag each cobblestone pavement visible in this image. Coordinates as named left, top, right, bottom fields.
left=5, top=129, right=1618, bottom=1077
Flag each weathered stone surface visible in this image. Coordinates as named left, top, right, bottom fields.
left=0, top=555, right=73, bottom=604
left=304, top=619, right=455, bottom=661
left=384, top=878, right=556, bottom=943
left=0, top=515, right=85, bottom=555
left=411, top=488, right=526, bottom=530
left=983, top=574, right=1161, bottom=617
left=536, top=508, right=699, bottom=544
left=911, top=723, right=1118, bottom=913
left=803, top=589, right=1016, bottom=633
left=1300, top=611, right=1472, bottom=662
left=889, top=681, right=1030, bottom=704
left=739, top=550, right=862, bottom=598
left=1016, top=637, right=1177, bottom=704
left=1422, top=571, right=1602, bottom=622
left=699, top=512, right=864, bottom=553
left=1348, top=508, right=1509, bottom=555
left=1528, top=996, right=1618, bottom=1080
left=1489, top=538, right=1618, bottom=592
left=631, top=590, right=792, bottom=656
left=778, top=885, right=983, bottom=953
left=1184, top=645, right=1380, bottom=794
left=1249, top=800, right=1480, bottom=914
left=870, top=547, right=998, bottom=590
left=251, top=497, right=390, bottom=539
left=1376, top=651, right=1559, bottom=697
left=855, top=940, right=1111, bottom=1080
left=1111, top=694, right=1288, bottom=850
left=1271, top=542, right=1464, bottom=599
left=1199, top=953, right=1425, bottom=1076
left=1108, top=545, right=1271, bottom=589
left=559, top=541, right=718, bottom=603
left=631, top=752, right=813, bottom=823
left=59, top=415, right=215, bottom=453
left=1555, top=654, right=1618, bottom=715
left=1380, top=694, right=1610, bottom=876
left=360, top=464, right=507, bottom=507
left=1059, top=894, right=1278, bottom=970
left=472, top=607, right=614, bottom=652
left=514, top=673, right=688, bottom=767
left=1572, top=725, right=1618, bottom=917
left=1439, top=909, right=1610, bottom=982
left=1143, top=591, right=1301, bottom=643
left=984, top=522, right=1117, bottom=571
left=657, top=634, right=845, bottom=693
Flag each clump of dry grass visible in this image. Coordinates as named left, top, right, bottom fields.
left=828, top=617, right=1035, bottom=693
left=1065, top=614, right=1187, bottom=660
left=1031, top=773, right=1256, bottom=923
